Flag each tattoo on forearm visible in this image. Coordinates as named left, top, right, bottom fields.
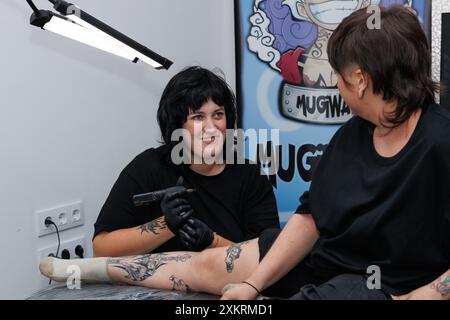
left=137, top=217, right=167, bottom=235
left=107, top=253, right=192, bottom=282
left=169, top=275, right=192, bottom=293
left=434, top=276, right=450, bottom=297
left=224, top=241, right=249, bottom=273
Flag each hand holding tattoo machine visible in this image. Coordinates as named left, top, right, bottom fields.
left=132, top=177, right=196, bottom=234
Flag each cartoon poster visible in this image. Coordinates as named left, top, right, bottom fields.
left=235, top=0, right=431, bottom=225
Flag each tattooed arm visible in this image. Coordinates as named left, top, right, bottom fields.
left=93, top=216, right=174, bottom=257
left=392, top=269, right=450, bottom=300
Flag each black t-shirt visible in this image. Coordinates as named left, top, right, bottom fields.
left=296, top=104, right=450, bottom=294
left=95, top=146, right=280, bottom=253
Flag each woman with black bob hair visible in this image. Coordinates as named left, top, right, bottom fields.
left=157, top=66, right=236, bottom=154
left=41, top=7, right=449, bottom=300
left=89, top=66, right=279, bottom=257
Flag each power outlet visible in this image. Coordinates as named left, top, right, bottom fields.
left=37, top=236, right=87, bottom=262
left=35, top=201, right=84, bottom=237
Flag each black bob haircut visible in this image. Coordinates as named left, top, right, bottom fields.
left=157, top=66, right=236, bottom=150
left=327, top=6, right=439, bottom=127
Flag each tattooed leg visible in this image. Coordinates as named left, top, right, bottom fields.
left=109, top=239, right=260, bottom=294
left=187, top=240, right=259, bottom=294
left=38, top=253, right=194, bottom=288
left=40, top=239, right=260, bottom=295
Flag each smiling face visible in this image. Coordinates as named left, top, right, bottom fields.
left=305, top=0, right=366, bottom=29
left=288, top=0, right=373, bottom=30
left=182, top=99, right=227, bottom=163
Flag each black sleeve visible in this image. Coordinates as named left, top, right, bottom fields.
left=93, top=170, right=143, bottom=238
left=295, top=191, right=311, bottom=215
left=242, top=165, right=280, bottom=240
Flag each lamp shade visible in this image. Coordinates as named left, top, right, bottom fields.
left=29, top=2, right=172, bottom=69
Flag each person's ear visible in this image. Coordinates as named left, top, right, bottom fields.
left=354, top=69, right=368, bottom=99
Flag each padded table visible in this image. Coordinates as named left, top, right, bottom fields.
left=27, top=283, right=219, bottom=300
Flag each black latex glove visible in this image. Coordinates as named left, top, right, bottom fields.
left=160, top=177, right=193, bottom=234
left=179, top=218, right=214, bottom=251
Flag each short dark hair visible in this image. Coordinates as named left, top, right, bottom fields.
left=327, top=6, right=439, bottom=127
left=157, top=66, right=236, bottom=150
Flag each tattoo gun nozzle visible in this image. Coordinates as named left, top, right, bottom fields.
left=133, top=188, right=196, bottom=207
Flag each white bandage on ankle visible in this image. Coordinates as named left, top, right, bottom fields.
left=39, top=256, right=111, bottom=283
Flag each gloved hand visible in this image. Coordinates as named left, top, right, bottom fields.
left=179, top=218, right=214, bottom=251
left=160, top=177, right=193, bottom=234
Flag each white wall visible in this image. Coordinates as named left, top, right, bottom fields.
left=0, top=0, right=235, bottom=299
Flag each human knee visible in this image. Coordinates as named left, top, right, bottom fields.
left=191, top=248, right=222, bottom=275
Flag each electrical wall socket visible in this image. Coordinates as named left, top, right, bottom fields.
left=35, top=201, right=84, bottom=237
left=37, top=236, right=87, bottom=262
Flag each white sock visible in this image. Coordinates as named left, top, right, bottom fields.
left=39, top=257, right=111, bottom=283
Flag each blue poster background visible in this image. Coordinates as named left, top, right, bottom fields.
left=236, top=0, right=431, bottom=225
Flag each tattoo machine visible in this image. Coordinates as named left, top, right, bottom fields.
left=133, top=188, right=195, bottom=207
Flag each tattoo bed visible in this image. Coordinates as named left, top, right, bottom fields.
left=26, top=283, right=218, bottom=300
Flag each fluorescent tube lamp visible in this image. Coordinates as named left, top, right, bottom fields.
left=26, top=0, right=173, bottom=69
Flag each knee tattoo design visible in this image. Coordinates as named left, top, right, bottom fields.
left=108, top=253, right=192, bottom=282
left=224, top=241, right=249, bottom=273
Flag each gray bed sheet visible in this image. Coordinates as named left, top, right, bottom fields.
left=27, top=284, right=219, bottom=300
